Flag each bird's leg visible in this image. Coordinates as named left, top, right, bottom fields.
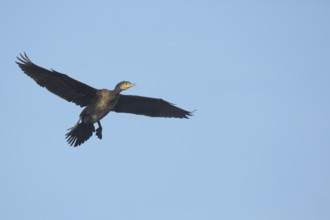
left=95, top=121, right=103, bottom=139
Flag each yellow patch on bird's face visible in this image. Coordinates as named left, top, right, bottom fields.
left=120, top=83, right=129, bottom=90
left=120, top=82, right=135, bottom=90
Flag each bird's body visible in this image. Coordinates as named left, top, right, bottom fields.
left=81, top=89, right=118, bottom=124
left=66, top=89, right=120, bottom=146
left=16, top=53, right=192, bottom=147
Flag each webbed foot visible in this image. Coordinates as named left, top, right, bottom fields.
left=96, top=127, right=102, bottom=139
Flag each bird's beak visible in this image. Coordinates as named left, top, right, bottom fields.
left=129, top=83, right=136, bottom=88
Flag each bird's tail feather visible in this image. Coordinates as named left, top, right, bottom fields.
left=65, top=122, right=95, bottom=147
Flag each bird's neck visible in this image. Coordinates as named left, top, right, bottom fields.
left=113, top=87, right=122, bottom=95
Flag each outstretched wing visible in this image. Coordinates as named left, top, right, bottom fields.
left=113, top=94, right=192, bottom=118
left=16, top=53, right=97, bottom=107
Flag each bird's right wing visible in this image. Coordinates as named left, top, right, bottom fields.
left=16, top=53, right=97, bottom=107
left=113, top=94, right=192, bottom=118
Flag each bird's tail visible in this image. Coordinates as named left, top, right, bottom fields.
left=65, top=122, right=95, bottom=147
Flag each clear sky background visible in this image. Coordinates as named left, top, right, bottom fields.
left=1, top=0, right=329, bottom=219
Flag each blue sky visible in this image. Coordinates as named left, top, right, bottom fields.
left=1, top=0, right=330, bottom=219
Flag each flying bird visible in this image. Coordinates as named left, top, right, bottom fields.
left=16, top=53, right=192, bottom=147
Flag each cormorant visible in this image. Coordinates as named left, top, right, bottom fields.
left=16, top=53, right=192, bottom=147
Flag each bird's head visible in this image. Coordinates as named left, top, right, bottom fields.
left=115, top=81, right=136, bottom=92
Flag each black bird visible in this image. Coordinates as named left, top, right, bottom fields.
left=16, top=53, right=192, bottom=147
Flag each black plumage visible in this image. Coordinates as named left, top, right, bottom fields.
left=16, top=53, right=192, bottom=147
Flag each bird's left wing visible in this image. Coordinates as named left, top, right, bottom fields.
left=16, top=53, right=97, bottom=107
left=113, top=94, right=192, bottom=118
